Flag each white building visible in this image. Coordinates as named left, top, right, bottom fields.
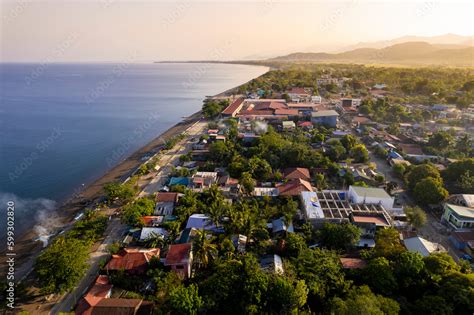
left=403, top=236, right=445, bottom=257
left=348, top=185, right=402, bottom=214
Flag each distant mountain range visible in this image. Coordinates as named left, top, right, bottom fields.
left=268, top=41, right=474, bottom=66
left=332, top=33, right=473, bottom=52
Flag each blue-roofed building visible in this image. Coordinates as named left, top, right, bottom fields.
left=271, top=217, right=294, bottom=235
left=169, top=177, right=190, bottom=187
left=388, top=151, right=403, bottom=160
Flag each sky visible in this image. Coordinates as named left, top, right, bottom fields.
left=1, top=0, right=473, bottom=62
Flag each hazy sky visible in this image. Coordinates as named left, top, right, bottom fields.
left=1, top=0, right=473, bottom=62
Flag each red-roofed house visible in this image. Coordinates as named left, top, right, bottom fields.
left=105, top=248, right=160, bottom=275
left=156, top=192, right=179, bottom=203
left=83, top=298, right=153, bottom=315
left=288, top=87, right=311, bottom=102
left=222, top=97, right=245, bottom=117
left=282, top=168, right=311, bottom=181
left=165, top=243, right=193, bottom=279
left=155, top=192, right=180, bottom=216
left=141, top=216, right=164, bottom=227
left=277, top=179, right=313, bottom=196
left=75, top=275, right=113, bottom=315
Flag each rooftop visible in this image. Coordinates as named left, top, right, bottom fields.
left=311, top=110, right=339, bottom=117
left=350, top=186, right=391, bottom=199
left=403, top=236, right=445, bottom=257
left=165, top=243, right=192, bottom=265
left=106, top=248, right=160, bottom=273
left=156, top=192, right=179, bottom=203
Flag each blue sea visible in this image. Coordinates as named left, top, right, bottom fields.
left=0, top=63, right=268, bottom=237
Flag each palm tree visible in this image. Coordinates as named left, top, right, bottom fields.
left=145, top=232, right=166, bottom=248
left=192, top=229, right=217, bottom=269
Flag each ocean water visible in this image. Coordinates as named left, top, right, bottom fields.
left=0, top=62, right=268, bottom=237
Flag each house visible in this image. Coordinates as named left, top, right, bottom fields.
left=139, top=227, right=168, bottom=242
left=348, top=185, right=400, bottom=213
left=231, top=234, right=248, bottom=253
left=142, top=216, right=164, bottom=227
left=218, top=175, right=240, bottom=193
left=192, top=172, right=218, bottom=189
left=75, top=275, right=113, bottom=315
left=311, top=95, right=322, bottom=103
left=271, top=217, right=294, bottom=235
left=339, top=258, right=367, bottom=269
left=403, top=236, right=445, bottom=257
left=282, top=167, right=311, bottom=181
left=352, top=116, right=373, bottom=127
left=311, top=110, right=339, bottom=127
left=350, top=213, right=391, bottom=239
left=105, top=248, right=160, bottom=275
left=155, top=192, right=180, bottom=216
left=260, top=254, right=284, bottom=274
left=298, top=121, right=313, bottom=130
left=185, top=214, right=216, bottom=230
left=441, top=194, right=474, bottom=230
left=398, top=143, right=424, bottom=156
left=282, top=120, right=296, bottom=130
left=287, top=87, right=311, bottom=103
left=277, top=179, right=313, bottom=196
left=449, top=231, right=474, bottom=254
left=300, top=190, right=393, bottom=231
left=253, top=187, right=279, bottom=197
left=222, top=97, right=245, bottom=117
left=165, top=243, right=193, bottom=279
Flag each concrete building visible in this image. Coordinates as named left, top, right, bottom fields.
left=311, top=110, right=339, bottom=127
left=441, top=194, right=474, bottom=231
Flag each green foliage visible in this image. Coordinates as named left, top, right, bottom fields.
left=122, top=197, right=155, bottom=226
left=363, top=257, right=397, bottom=296
left=68, top=210, right=108, bottom=242
left=350, top=144, right=369, bottom=163
left=373, top=228, right=405, bottom=259
left=443, top=158, right=474, bottom=193
left=168, top=284, right=203, bottom=315
left=413, top=177, right=448, bottom=206
left=404, top=206, right=427, bottom=229
left=202, top=99, right=229, bottom=118
left=331, top=285, right=400, bottom=315
left=283, top=233, right=307, bottom=257
left=290, top=248, right=349, bottom=308
left=317, top=222, right=361, bottom=250
left=104, top=181, right=136, bottom=203
left=266, top=276, right=308, bottom=314
left=193, top=229, right=218, bottom=269
left=35, top=237, right=89, bottom=294
left=405, top=163, right=441, bottom=191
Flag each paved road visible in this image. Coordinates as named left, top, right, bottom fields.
left=368, top=144, right=462, bottom=261
left=50, top=216, right=125, bottom=314
left=50, top=119, right=207, bottom=313
left=139, top=119, right=207, bottom=196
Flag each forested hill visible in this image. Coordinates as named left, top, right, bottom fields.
left=268, top=42, right=474, bottom=67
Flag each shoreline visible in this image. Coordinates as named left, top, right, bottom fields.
left=0, top=110, right=203, bottom=278
left=0, top=64, right=270, bottom=281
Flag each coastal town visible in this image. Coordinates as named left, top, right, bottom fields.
left=7, top=65, right=474, bottom=314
